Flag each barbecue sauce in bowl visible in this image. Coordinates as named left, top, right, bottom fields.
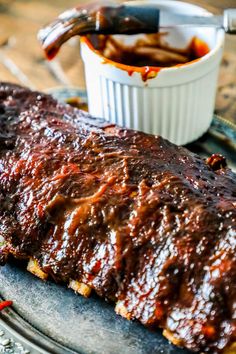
left=84, top=33, right=210, bottom=81
left=82, top=33, right=210, bottom=81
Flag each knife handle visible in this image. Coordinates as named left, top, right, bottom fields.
left=224, top=9, right=236, bottom=34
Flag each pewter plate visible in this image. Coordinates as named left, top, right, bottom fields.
left=0, top=89, right=235, bottom=354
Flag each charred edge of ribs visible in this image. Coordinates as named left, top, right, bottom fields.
left=0, top=83, right=236, bottom=354
left=206, top=154, right=227, bottom=171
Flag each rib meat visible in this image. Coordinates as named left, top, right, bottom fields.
left=0, top=83, right=235, bottom=353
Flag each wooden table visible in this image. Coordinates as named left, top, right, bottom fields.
left=0, top=0, right=236, bottom=123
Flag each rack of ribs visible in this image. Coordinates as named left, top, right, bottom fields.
left=0, top=83, right=235, bottom=354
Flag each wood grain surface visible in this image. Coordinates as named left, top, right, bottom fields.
left=0, top=0, right=235, bottom=123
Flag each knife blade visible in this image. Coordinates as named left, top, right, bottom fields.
left=159, top=9, right=236, bottom=34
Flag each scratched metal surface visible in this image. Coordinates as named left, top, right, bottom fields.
left=0, top=90, right=235, bottom=354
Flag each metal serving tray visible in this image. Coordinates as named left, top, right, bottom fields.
left=0, top=89, right=235, bottom=354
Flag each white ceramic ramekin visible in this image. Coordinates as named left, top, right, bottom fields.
left=81, top=0, right=225, bottom=145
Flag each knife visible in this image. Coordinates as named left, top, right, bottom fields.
left=39, top=4, right=236, bottom=60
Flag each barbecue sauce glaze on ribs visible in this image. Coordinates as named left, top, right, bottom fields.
left=0, top=83, right=235, bottom=353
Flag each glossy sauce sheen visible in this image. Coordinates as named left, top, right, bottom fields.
left=0, top=83, right=235, bottom=353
